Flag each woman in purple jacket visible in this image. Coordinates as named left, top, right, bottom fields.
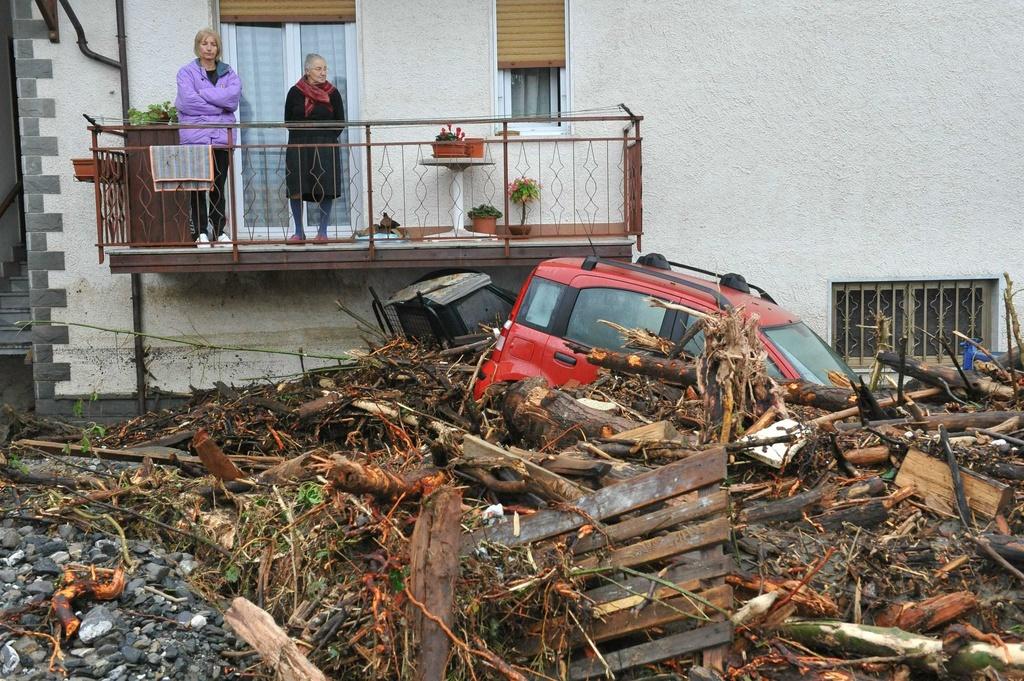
left=174, top=28, right=242, bottom=246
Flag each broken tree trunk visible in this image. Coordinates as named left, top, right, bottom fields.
left=501, top=377, right=638, bottom=448
left=835, top=411, right=1024, bottom=433
left=874, top=591, right=978, bottom=631
left=843, top=445, right=891, bottom=466
left=460, top=435, right=587, bottom=502
left=224, top=597, right=328, bottom=681
left=978, top=533, right=1024, bottom=566
left=778, top=621, right=943, bottom=671
left=875, top=351, right=1015, bottom=400
left=779, top=381, right=858, bottom=412
left=407, top=487, right=463, bottom=681
left=574, top=344, right=699, bottom=386
left=312, top=454, right=444, bottom=500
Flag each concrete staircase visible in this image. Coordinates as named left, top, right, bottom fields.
left=0, top=244, right=30, bottom=355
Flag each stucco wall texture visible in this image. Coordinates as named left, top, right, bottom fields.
left=24, top=0, right=1024, bottom=398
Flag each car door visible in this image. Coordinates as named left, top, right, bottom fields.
left=542, top=278, right=675, bottom=386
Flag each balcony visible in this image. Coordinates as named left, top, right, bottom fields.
left=83, top=114, right=643, bottom=273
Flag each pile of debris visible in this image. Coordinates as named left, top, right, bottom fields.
left=1, top=315, right=1023, bottom=680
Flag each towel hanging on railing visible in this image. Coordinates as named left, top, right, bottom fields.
left=149, top=145, right=214, bottom=192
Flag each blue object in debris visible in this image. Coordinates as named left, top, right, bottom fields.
left=961, top=339, right=992, bottom=370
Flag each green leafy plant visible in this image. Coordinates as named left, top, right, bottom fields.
left=224, top=565, right=241, bottom=583
left=507, top=176, right=540, bottom=225
left=72, top=398, right=85, bottom=418
left=468, top=204, right=502, bottom=219
left=296, top=481, right=325, bottom=509
left=128, top=101, right=178, bottom=125
left=85, top=423, right=106, bottom=438
left=79, top=436, right=92, bottom=454
left=7, top=452, right=29, bottom=475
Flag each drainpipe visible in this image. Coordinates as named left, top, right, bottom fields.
left=60, top=0, right=147, bottom=415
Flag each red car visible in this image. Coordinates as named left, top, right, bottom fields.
left=474, top=254, right=856, bottom=399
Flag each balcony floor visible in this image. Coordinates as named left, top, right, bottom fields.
left=105, top=236, right=635, bottom=273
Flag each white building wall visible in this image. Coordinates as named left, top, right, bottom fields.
left=23, top=0, right=1024, bottom=401
left=571, top=0, right=1024, bottom=339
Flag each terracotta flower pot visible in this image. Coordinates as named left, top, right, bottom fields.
left=432, top=141, right=467, bottom=158
left=463, top=138, right=485, bottom=158
left=71, top=157, right=97, bottom=183
left=470, top=216, right=497, bottom=234
left=501, top=224, right=532, bottom=237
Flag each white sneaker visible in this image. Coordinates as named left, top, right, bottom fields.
left=216, top=233, right=232, bottom=245
left=196, top=233, right=211, bottom=248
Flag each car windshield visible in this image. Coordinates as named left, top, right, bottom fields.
left=763, top=322, right=855, bottom=384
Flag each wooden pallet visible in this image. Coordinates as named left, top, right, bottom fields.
left=464, top=446, right=732, bottom=679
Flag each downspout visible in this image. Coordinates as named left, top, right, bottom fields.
left=60, top=0, right=147, bottom=415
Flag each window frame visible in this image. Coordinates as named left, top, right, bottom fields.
left=221, top=21, right=362, bottom=238
left=829, top=277, right=999, bottom=368
left=491, top=0, right=571, bottom=136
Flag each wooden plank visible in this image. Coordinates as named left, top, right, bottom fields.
left=583, top=554, right=733, bottom=605
left=610, top=420, right=682, bottom=443
left=224, top=597, right=328, bottom=681
left=14, top=438, right=280, bottom=469
left=508, top=447, right=611, bottom=478
left=462, top=435, right=587, bottom=502
left=462, top=446, right=726, bottom=553
left=570, top=490, right=727, bottom=555
left=408, top=488, right=463, bottom=681
left=574, top=517, right=730, bottom=571
left=895, top=448, right=1012, bottom=518
left=567, top=621, right=733, bottom=680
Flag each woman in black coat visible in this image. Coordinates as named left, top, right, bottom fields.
left=285, top=53, right=345, bottom=243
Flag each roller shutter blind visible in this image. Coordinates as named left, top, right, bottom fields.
left=496, top=0, right=565, bottom=69
left=220, top=0, right=356, bottom=23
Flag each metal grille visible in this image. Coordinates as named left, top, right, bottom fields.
left=832, top=279, right=995, bottom=368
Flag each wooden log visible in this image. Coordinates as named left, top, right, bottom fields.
left=837, top=476, right=886, bottom=501
left=780, top=380, right=857, bottom=411
left=843, top=446, right=891, bottom=466
left=895, top=448, right=1012, bottom=518
left=501, top=377, right=639, bottom=449
left=462, top=446, right=726, bottom=552
left=874, top=591, right=978, bottom=631
left=295, top=391, right=345, bottom=419
left=777, top=621, right=943, bottom=671
left=461, top=435, right=587, bottom=502
left=224, top=597, right=328, bottom=681
left=987, top=462, right=1024, bottom=480
left=408, top=488, right=462, bottom=681
left=979, top=533, right=1024, bottom=566
left=574, top=345, right=699, bottom=386
left=14, top=438, right=281, bottom=469
left=312, top=454, right=444, bottom=501
left=875, top=351, right=1014, bottom=399
left=192, top=429, right=244, bottom=482
left=947, top=641, right=1024, bottom=675
left=835, top=411, right=1024, bottom=433
left=739, top=487, right=827, bottom=524
left=508, top=447, right=611, bottom=479
left=810, top=498, right=890, bottom=529
left=810, top=387, right=942, bottom=427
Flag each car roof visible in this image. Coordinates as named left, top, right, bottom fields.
left=533, top=257, right=800, bottom=327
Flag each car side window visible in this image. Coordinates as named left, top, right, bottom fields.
left=564, top=288, right=668, bottom=350
left=518, top=277, right=565, bottom=331
left=671, top=312, right=706, bottom=356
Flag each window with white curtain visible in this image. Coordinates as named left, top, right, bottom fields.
left=222, top=22, right=360, bottom=237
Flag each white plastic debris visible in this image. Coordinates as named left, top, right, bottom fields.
left=481, top=504, right=504, bottom=522
left=1, top=641, right=20, bottom=675
left=736, top=418, right=808, bottom=469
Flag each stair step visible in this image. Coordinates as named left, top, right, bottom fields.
left=0, top=309, right=31, bottom=326
left=7, top=276, right=28, bottom=292
left=0, top=343, right=31, bottom=356
left=0, top=292, right=29, bottom=309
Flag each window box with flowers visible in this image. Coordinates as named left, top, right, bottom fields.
left=432, top=124, right=467, bottom=157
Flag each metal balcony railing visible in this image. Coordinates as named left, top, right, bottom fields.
left=84, top=113, right=643, bottom=264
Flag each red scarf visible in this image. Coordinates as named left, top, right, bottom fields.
left=295, top=77, right=336, bottom=117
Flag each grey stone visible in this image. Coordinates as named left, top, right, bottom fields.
left=106, top=664, right=127, bottom=680
left=28, top=271, right=48, bottom=289
left=77, top=606, right=115, bottom=643
left=31, top=557, right=59, bottom=575
left=28, top=231, right=45, bottom=251
left=16, top=78, right=36, bottom=98
left=13, top=20, right=49, bottom=40
left=25, top=212, right=62, bottom=232
left=131, top=540, right=151, bottom=555
left=0, top=569, right=16, bottom=582
left=13, top=0, right=33, bottom=20
left=145, top=653, right=161, bottom=665
left=34, top=381, right=55, bottom=401
left=25, top=580, right=53, bottom=596
left=126, top=577, right=146, bottom=593
left=57, top=524, right=75, bottom=540
left=32, top=324, right=68, bottom=344
left=96, top=643, right=119, bottom=657
left=3, top=549, right=24, bottom=566
left=140, top=622, right=156, bottom=635
left=22, top=175, right=59, bottom=194
left=189, top=614, right=208, bottom=629
left=15, top=59, right=52, bottom=79
left=144, top=563, right=169, bottom=581
left=30, top=287, right=66, bottom=308
left=27, top=249, right=64, bottom=270
left=12, top=635, right=39, bottom=656
left=33, top=362, right=70, bottom=382
left=19, top=135, right=57, bottom=156
left=49, top=550, right=70, bottom=564
left=175, top=611, right=193, bottom=626
left=17, top=99, right=55, bottom=118
left=34, top=343, right=54, bottom=363
left=31, top=307, right=50, bottom=322
left=688, top=666, right=725, bottom=681
left=23, top=193, right=43, bottom=212
left=120, top=645, right=143, bottom=665
left=38, top=539, right=64, bottom=554
left=13, top=39, right=33, bottom=59
left=163, top=645, right=178, bottom=661
left=0, top=528, right=20, bottom=549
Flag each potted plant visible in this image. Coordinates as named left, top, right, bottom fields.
left=127, top=101, right=178, bottom=125
left=467, top=203, right=502, bottom=234
left=506, top=176, right=540, bottom=235
left=432, top=124, right=466, bottom=157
